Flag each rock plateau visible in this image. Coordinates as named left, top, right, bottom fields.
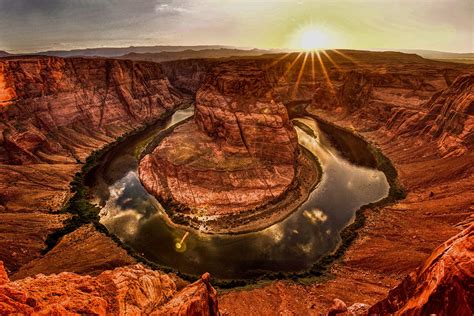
left=0, top=56, right=184, bottom=273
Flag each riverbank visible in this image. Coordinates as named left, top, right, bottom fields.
left=79, top=105, right=399, bottom=288
left=41, top=102, right=194, bottom=254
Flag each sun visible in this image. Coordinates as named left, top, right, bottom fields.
left=299, top=28, right=329, bottom=50
left=288, top=23, right=338, bottom=51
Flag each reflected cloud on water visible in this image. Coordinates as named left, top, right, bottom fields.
left=303, top=208, right=328, bottom=224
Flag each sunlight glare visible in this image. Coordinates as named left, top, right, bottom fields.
left=289, top=23, right=341, bottom=51
left=299, top=28, right=328, bottom=50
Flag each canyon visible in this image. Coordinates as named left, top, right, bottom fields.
left=0, top=50, right=473, bottom=314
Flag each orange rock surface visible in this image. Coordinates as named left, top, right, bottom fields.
left=0, top=262, right=218, bottom=315
left=369, top=224, right=473, bottom=315
left=0, top=56, right=184, bottom=273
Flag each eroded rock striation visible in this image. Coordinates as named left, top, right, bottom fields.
left=410, top=74, right=474, bottom=157
left=0, top=262, right=218, bottom=315
left=139, top=61, right=309, bottom=232
left=0, top=56, right=182, bottom=165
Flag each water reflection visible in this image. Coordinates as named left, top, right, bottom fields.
left=91, top=110, right=389, bottom=279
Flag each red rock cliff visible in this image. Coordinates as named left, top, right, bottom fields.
left=195, top=61, right=298, bottom=164
left=0, top=56, right=184, bottom=273
left=0, top=56, right=183, bottom=165
left=411, top=74, right=473, bottom=157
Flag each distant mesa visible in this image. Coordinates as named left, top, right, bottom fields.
left=0, top=51, right=12, bottom=58
left=30, top=45, right=265, bottom=58
left=119, top=48, right=273, bottom=63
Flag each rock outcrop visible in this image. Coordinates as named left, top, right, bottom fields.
left=139, top=60, right=305, bottom=232
left=11, top=224, right=136, bottom=280
left=411, top=74, right=473, bottom=157
left=369, top=224, right=473, bottom=315
left=0, top=56, right=183, bottom=164
left=0, top=262, right=218, bottom=315
left=0, top=56, right=185, bottom=273
left=195, top=62, right=298, bottom=164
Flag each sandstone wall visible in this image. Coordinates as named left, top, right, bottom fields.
left=0, top=56, right=184, bottom=273
left=369, top=224, right=473, bottom=315
left=194, top=61, right=298, bottom=164
left=0, top=56, right=183, bottom=164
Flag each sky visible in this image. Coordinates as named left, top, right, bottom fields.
left=0, top=0, right=472, bottom=53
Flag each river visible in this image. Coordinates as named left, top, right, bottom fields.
left=88, top=106, right=389, bottom=280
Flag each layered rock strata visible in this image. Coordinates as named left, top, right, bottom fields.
left=0, top=262, right=218, bottom=315
left=0, top=56, right=184, bottom=273
left=139, top=61, right=308, bottom=232
left=399, top=74, right=474, bottom=157
left=0, top=56, right=182, bottom=164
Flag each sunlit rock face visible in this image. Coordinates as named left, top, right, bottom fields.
left=0, top=263, right=218, bottom=315
left=0, top=56, right=184, bottom=273
left=0, top=56, right=183, bottom=165
left=139, top=61, right=299, bottom=219
left=369, top=225, right=474, bottom=315
left=195, top=62, right=298, bottom=164
left=411, top=74, right=474, bottom=157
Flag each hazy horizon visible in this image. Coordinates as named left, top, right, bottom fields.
left=1, top=0, right=472, bottom=54
left=2, top=44, right=474, bottom=56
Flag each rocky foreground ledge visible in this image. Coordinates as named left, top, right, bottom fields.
left=139, top=61, right=319, bottom=233
left=369, top=224, right=473, bottom=315
left=0, top=262, right=218, bottom=315
left=0, top=224, right=471, bottom=315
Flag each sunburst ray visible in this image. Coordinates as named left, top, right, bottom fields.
left=266, top=52, right=292, bottom=69
left=283, top=52, right=304, bottom=77
left=292, top=52, right=309, bottom=98
left=331, top=49, right=360, bottom=65
left=315, top=50, right=335, bottom=94
left=310, top=51, right=316, bottom=85
left=321, top=50, right=341, bottom=71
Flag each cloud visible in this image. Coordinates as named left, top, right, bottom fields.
left=155, top=0, right=190, bottom=14
left=1, top=0, right=472, bottom=53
